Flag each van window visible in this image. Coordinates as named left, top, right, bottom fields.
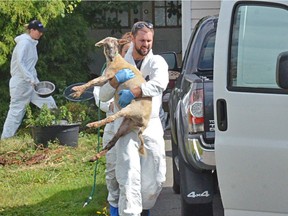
left=229, top=3, right=288, bottom=90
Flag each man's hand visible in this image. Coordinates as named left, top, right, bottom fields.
left=115, top=69, right=135, bottom=83
left=30, top=80, right=39, bottom=87
left=118, top=89, right=135, bottom=108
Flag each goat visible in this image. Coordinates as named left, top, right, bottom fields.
left=71, top=37, right=152, bottom=161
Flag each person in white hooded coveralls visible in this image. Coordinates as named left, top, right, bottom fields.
left=93, top=86, right=119, bottom=210
left=1, top=20, right=57, bottom=140
left=99, top=21, right=169, bottom=216
left=93, top=32, right=133, bottom=216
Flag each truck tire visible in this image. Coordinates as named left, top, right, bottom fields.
left=171, top=138, right=180, bottom=194
left=179, top=152, right=214, bottom=216
left=172, top=157, right=180, bottom=194
left=181, top=196, right=213, bottom=216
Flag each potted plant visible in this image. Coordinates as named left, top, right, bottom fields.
left=25, top=103, right=86, bottom=147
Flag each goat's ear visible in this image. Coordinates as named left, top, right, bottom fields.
left=95, top=39, right=106, bottom=47
left=118, top=38, right=130, bottom=45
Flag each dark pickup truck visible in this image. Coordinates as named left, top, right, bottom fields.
left=167, top=15, right=218, bottom=216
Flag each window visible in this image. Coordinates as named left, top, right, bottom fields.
left=154, top=1, right=181, bottom=27
left=96, top=10, right=130, bottom=28
left=229, top=3, right=288, bottom=91
left=198, top=33, right=215, bottom=71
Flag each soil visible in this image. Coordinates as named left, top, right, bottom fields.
left=0, top=147, right=65, bottom=166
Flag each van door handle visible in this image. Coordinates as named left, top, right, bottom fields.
left=216, top=99, right=228, bottom=131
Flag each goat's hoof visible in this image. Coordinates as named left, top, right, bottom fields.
left=138, top=147, right=145, bottom=155
left=89, top=155, right=100, bottom=162
left=88, top=157, right=96, bottom=162
left=68, top=92, right=78, bottom=99
left=86, top=122, right=99, bottom=128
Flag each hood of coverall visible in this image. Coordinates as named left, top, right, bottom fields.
left=14, top=33, right=39, bottom=46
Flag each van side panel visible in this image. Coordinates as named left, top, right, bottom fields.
left=214, top=0, right=288, bottom=215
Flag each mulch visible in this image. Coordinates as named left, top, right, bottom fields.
left=0, top=147, right=65, bottom=166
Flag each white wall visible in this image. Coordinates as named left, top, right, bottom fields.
left=182, top=1, right=193, bottom=57
left=182, top=0, right=221, bottom=58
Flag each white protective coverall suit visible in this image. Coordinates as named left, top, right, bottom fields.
left=93, top=86, right=119, bottom=207
left=1, top=33, right=56, bottom=139
left=99, top=44, right=169, bottom=216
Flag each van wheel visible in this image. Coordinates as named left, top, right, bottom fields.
left=181, top=196, right=213, bottom=216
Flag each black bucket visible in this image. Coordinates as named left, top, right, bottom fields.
left=31, top=123, right=80, bottom=147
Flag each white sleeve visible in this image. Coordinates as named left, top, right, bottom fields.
left=141, top=56, right=169, bottom=97
left=99, top=81, right=116, bottom=102
left=93, top=86, right=113, bottom=113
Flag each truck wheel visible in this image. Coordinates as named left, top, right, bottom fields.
left=213, top=170, right=219, bottom=194
left=171, top=138, right=180, bottom=194
left=172, top=157, right=180, bottom=194
left=178, top=153, right=214, bottom=216
left=181, top=196, right=213, bottom=216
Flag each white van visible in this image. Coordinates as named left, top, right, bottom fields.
left=214, top=0, right=288, bottom=216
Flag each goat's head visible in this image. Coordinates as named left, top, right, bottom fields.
left=95, top=37, right=131, bottom=62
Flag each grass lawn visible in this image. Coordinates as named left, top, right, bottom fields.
left=0, top=132, right=108, bottom=216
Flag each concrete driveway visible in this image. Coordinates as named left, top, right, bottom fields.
left=151, top=131, right=224, bottom=216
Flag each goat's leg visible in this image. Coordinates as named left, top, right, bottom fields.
left=87, top=115, right=118, bottom=128
left=71, top=76, right=109, bottom=98
left=87, top=104, right=134, bottom=128
left=138, top=128, right=145, bottom=155
left=89, top=118, right=136, bottom=162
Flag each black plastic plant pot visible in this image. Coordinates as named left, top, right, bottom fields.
left=31, top=123, right=80, bottom=148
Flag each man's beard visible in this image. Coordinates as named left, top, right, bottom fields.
left=135, top=45, right=150, bottom=57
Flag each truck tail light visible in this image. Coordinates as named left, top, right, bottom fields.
left=188, top=89, right=204, bottom=133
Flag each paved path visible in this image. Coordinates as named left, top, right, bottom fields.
left=151, top=131, right=224, bottom=216
left=151, top=133, right=181, bottom=216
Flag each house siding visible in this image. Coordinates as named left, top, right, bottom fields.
left=182, top=0, right=221, bottom=56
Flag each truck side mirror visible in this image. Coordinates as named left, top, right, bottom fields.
left=276, top=51, right=288, bottom=89
left=159, top=52, right=179, bottom=71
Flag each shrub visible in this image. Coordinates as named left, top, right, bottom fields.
left=25, top=103, right=86, bottom=127
left=0, top=1, right=92, bottom=133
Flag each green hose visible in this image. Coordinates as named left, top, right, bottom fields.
left=83, top=100, right=102, bottom=208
